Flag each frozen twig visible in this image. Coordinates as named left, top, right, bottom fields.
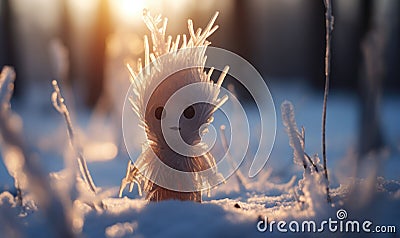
left=0, top=67, right=75, bottom=238
left=0, top=67, right=24, bottom=205
left=51, top=80, right=97, bottom=193
left=322, top=0, right=333, bottom=203
left=0, top=66, right=14, bottom=110
left=281, top=101, right=310, bottom=173
left=0, top=67, right=21, bottom=197
left=304, top=152, right=318, bottom=173
left=298, top=126, right=319, bottom=172
left=219, top=125, right=248, bottom=191
left=292, top=188, right=304, bottom=210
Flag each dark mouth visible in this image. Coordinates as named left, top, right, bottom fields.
left=169, top=126, right=181, bottom=131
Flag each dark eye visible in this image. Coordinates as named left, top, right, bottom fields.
left=183, top=105, right=195, bottom=119
left=155, top=106, right=165, bottom=120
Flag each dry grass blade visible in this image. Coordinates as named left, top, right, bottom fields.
left=51, top=80, right=97, bottom=194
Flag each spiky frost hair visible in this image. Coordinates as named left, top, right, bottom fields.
left=127, top=9, right=228, bottom=126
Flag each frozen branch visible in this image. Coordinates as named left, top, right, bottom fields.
left=51, top=80, right=97, bottom=193
left=0, top=66, right=15, bottom=110
left=0, top=67, right=75, bottom=238
left=281, top=101, right=310, bottom=173
left=0, top=67, right=22, bottom=199
left=299, top=127, right=319, bottom=172
left=322, top=0, right=333, bottom=203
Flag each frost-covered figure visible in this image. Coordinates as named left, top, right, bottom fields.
left=119, top=10, right=228, bottom=202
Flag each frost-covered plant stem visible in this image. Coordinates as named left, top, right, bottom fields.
left=322, top=0, right=333, bottom=203
left=0, top=67, right=75, bottom=238
left=51, top=80, right=97, bottom=193
left=281, top=102, right=310, bottom=173
left=0, top=67, right=20, bottom=198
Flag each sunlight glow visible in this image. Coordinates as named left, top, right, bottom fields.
left=70, top=0, right=95, bottom=14
left=111, top=0, right=146, bottom=23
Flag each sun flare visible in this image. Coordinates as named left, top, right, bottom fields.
left=112, top=0, right=146, bottom=22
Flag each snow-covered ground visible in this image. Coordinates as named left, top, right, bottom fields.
left=1, top=80, right=399, bottom=237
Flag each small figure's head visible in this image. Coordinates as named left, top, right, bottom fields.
left=144, top=69, right=215, bottom=154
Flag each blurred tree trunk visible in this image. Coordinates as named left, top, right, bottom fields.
left=384, top=1, right=400, bottom=91
left=358, top=0, right=389, bottom=156
left=0, top=0, right=13, bottom=67
left=233, top=0, right=251, bottom=62
left=230, top=0, right=252, bottom=101
left=307, top=0, right=325, bottom=90
left=330, top=0, right=365, bottom=90
left=0, top=0, right=20, bottom=96
left=85, top=0, right=111, bottom=107
left=60, top=0, right=72, bottom=84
